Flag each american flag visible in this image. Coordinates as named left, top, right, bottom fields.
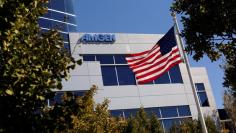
left=126, top=27, right=182, bottom=84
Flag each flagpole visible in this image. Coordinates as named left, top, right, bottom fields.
left=171, top=12, right=208, bottom=133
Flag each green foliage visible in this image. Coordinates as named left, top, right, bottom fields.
left=0, top=0, right=77, bottom=132
left=169, top=117, right=219, bottom=133
left=171, top=0, right=236, bottom=93
left=123, top=108, right=163, bottom=133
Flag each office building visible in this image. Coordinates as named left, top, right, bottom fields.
left=59, top=32, right=218, bottom=131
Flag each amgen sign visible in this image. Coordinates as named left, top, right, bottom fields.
left=80, top=34, right=116, bottom=43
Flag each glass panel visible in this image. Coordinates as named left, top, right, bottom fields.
left=51, top=11, right=67, bottom=22
left=169, top=65, right=183, bottom=83
left=42, top=10, right=51, bottom=18
left=50, top=0, right=65, bottom=12
left=195, top=83, right=206, bottom=91
left=74, top=90, right=86, bottom=97
left=38, top=18, right=51, bottom=29
left=51, top=21, right=68, bottom=32
left=96, top=55, right=114, bottom=64
left=67, top=15, right=76, bottom=24
left=116, top=66, right=136, bottom=85
left=83, top=55, right=95, bottom=61
left=65, top=0, right=75, bottom=14
left=198, top=92, right=210, bottom=107
left=144, top=107, right=161, bottom=118
left=60, top=33, right=69, bottom=42
left=68, top=25, right=77, bottom=32
left=63, top=43, right=70, bottom=51
left=124, top=109, right=138, bottom=117
left=114, top=55, right=127, bottom=64
left=54, top=92, right=64, bottom=104
left=154, top=72, right=170, bottom=84
left=101, top=66, right=118, bottom=86
left=161, top=106, right=178, bottom=118
left=178, top=106, right=191, bottom=116
left=110, top=110, right=124, bottom=117
left=163, top=119, right=180, bottom=132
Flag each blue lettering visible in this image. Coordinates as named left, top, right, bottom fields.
left=80, top=34, right=116, bottom=43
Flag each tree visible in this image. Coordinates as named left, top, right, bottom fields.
left=171, top=0, right=236, bottom=93
left=123, top=108, right=163, bottom=133
left=0, top=0, right=78, bottom=132
left=224, top=90, right=236, bottom=128
left=169, top=117, right=219, bottom=133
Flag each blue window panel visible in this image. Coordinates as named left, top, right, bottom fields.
left=38, top=18, right=51, bottom=29
left=198, top=92, right=210, bottom=107
left=42, top=10, right=51, bottom=18
left=60, top=33, right=69, bottom=42
left=54, top=92, right=64, bottom=104
left=161, top=106, right=178, bottom=118
left=124, top=109, right=138, bottom=117
left=178, top=106, right=191, bottom=116
left=67, top=15, right=76, bottom=25
left=51, top=21, right=67, bottom=32
left=101, top=66, right=118, bottom=86
left=110, top=110, right=124, bottom=117
left=50, top=0, right=65, bottom=12
left=74, top=90, right=87, bottom=97
left=65, top=0, right=75, bottom=14
left=116, top=66, right=136, bottom=85
left=154, top=72, right=170, bottom=84
left=96, top=55, right=114, bottom=64
left=114, top=55, right=127, bottom=64
left=51, top=11, right=67, bottom=22
left=63, top=43, right=70, bottom=51
left=169, top=65, right=183, bottom=83
left=68, top=25, right=77, bottom=32
left=83, top=55, right=95, bottom=61
left=144, top=107, right=161, bottom=118
left=195, top=83, right=206, bottom=91
left=163, top=119, right=180, bottom=132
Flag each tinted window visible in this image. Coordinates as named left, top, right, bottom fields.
left=54, top=92, right=64, bottom=104
left=161, top=106, right=178, bottom=118
left=195, top=83, right=205, bottom=91
left=51, top=21, right=68, bottom=32
left=65, top=0, right=75, bottom=14
left=198, top=92, right=210, bottom=107
left=154, top=72, right=170, bottom=84
left=169, top=65, right=183, bottom=83
left=124, top=109, right=138, bottom=117
left=97, top=55, right=114, bottom=64
left=144, top=107, right=161, bottom=118
left=114, top=55, right=127, bottom=64
left=83, top=55, right=95, bottom=61
left=117, top=66, right=136, bottom=85
left=178, top=106, right=191, bottom=116
left=68, top=25, right=77, bottom=32
left=67, top=15, right=76, bottom=24
left=51, top=11, right=66, bottom=22
left=162, top=119, right=180, bottom=132
left=74, top=90, right=86, bottom=97
left=110, top=110, right=124, bottom=117
left=101, top=66, right=118, bottom=86
left=38, top=18, right=51, bottom=29
left=50, top=0, right=65, bottom=12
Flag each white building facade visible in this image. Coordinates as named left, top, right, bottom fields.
left=60, top=32, right=217, bottom=131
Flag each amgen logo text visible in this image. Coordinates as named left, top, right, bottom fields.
left=80, top=34, right=116, bottom=43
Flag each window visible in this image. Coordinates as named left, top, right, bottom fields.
left=169, top=65, right=183, bottom=83
left=110, top=105, right=192, bottom=132
left=178, top=106, right=191, bottom=116
left=50, top=0, right=65, bottom=12
left=195, top=83, right=210, bottom=107
left=82, top=54, right=183, bottom=86
left=116, top=66, right=136, bottom=85
left=161, top=106, right=178, bottom=118
left=101, top=66, right=118, bottom=86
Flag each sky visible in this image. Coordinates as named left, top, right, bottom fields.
left=74, top=0, right=225, bottom=108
